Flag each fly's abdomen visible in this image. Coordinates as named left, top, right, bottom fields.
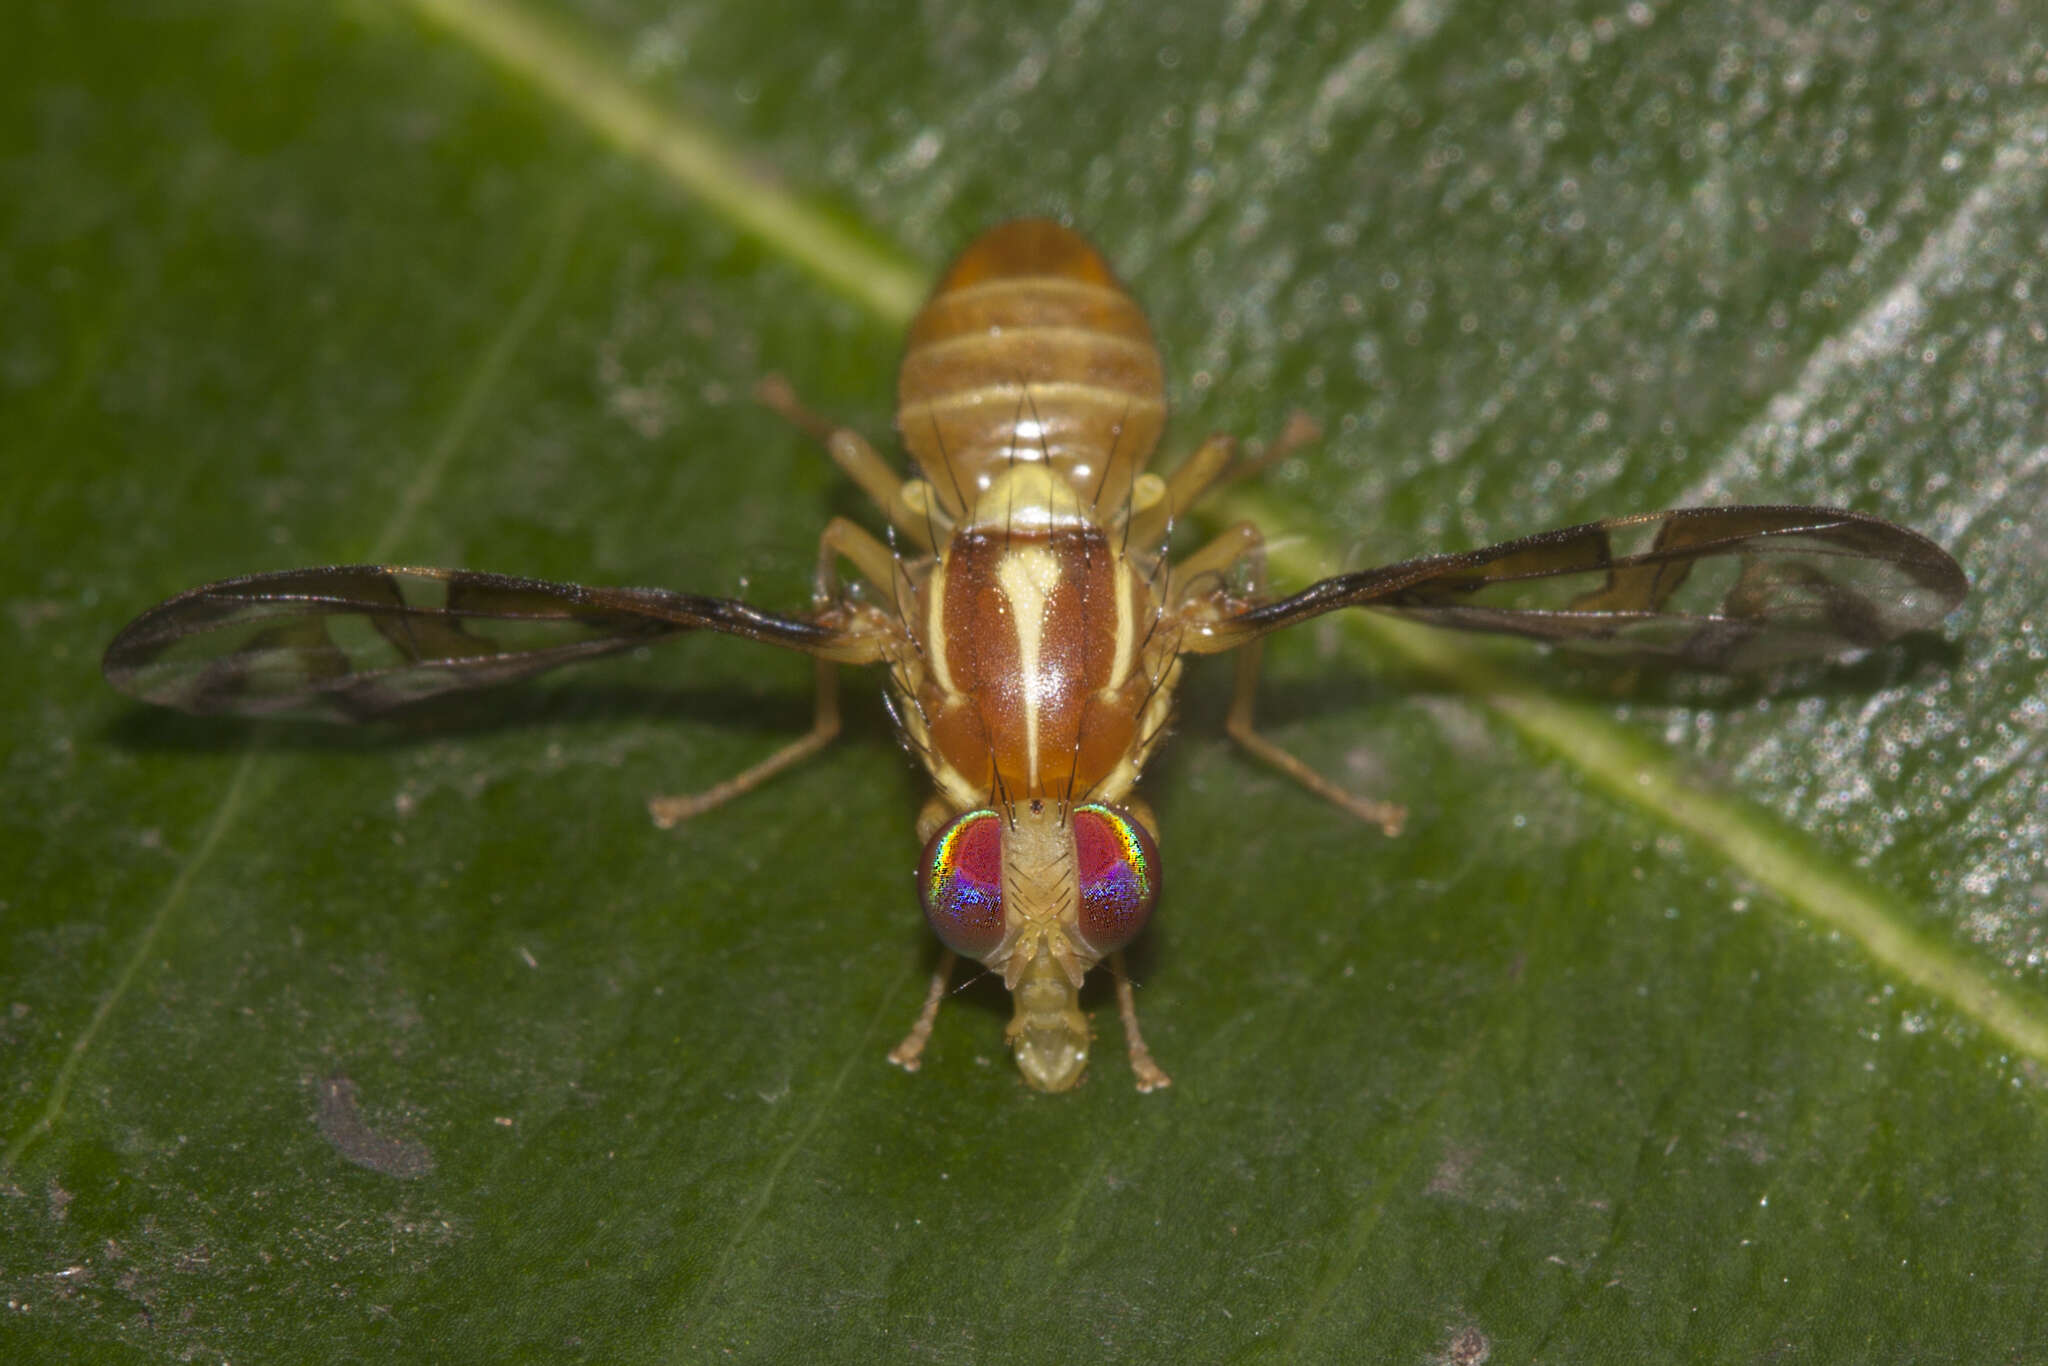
left=898, top=219, right=1166, bottom=517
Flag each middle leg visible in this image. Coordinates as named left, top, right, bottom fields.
left=648, top=516, right=901, bottom=827
left=1174, top=522, right=1407, bottom=837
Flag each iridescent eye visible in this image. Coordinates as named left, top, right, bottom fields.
left=1072, top=804, right=1159, bottom=954
left=919, top=809, right=1006, bottom=959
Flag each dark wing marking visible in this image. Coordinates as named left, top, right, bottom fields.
left=1185, top=506, right=1966, bottom=670
left=104, top=565, right=887, bottom=720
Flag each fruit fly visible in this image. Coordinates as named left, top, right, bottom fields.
left=105, top=219, right=1968, bottom=1093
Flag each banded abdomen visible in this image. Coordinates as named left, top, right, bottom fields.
left=897, top=219, right=1166, bottom=519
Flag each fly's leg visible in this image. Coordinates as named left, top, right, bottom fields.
left=1226, top=640, right=1406, bottom=836
left=1111, top=952, right=1172, bottom=1092
left=1126, top=413, right=1323, bottom=549
left=755, top=374, right=948, bottom=549
left=887, top=798, right=965, bottom=1072
left=1175, top=522, right=1407, bottom=837
left=647, top=659, right=840, bottom=828
left=1228, top=411, right=1322, bottom=484
left=648, top=516, right=896, bottom=828
left=1166, top=519, right=1262, bottom=603
left=1127, top=433, right=1234, bottom=550
left=887, top=949, right=958, bottom=1072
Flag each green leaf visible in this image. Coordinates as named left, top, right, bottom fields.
left=6, top=0, right=2046, bottom=1359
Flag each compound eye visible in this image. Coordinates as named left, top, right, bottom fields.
left=919, top=810, right=1006, bottom=959
left=1072, top=804, right=1159, bottom=954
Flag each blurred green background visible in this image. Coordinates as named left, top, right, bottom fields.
left=4, top=0, right=2045, bottom=1359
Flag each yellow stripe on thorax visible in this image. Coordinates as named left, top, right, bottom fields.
left=994, top=543, right=1063, bottom=791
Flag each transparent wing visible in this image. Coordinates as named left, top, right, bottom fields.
left=104, top=565, right=887, bottom=721
left=1189, top=506, right=1966, bottom=670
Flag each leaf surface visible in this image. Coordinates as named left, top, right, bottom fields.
left=5, top=1, right=2046, bottom=1359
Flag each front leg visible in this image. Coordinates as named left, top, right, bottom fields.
left=887, top=949, right=958, bottom=1073
left=1111, top=952, right=1172, bottom=1092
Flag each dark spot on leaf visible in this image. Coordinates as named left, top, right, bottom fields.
left=1427, top=1144, right=1476, bottom=1197
left=1440, top=1325, right=1491, bottom=1365
left=315, top=1076, right=435, bottom=1179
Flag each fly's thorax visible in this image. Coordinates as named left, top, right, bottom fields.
left=896, top=218, right=1166, bottom=520
left=903, top=466, right=1178, bottom=808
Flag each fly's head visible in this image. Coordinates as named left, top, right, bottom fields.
left=917, top=797, right=1160, bottom=1091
